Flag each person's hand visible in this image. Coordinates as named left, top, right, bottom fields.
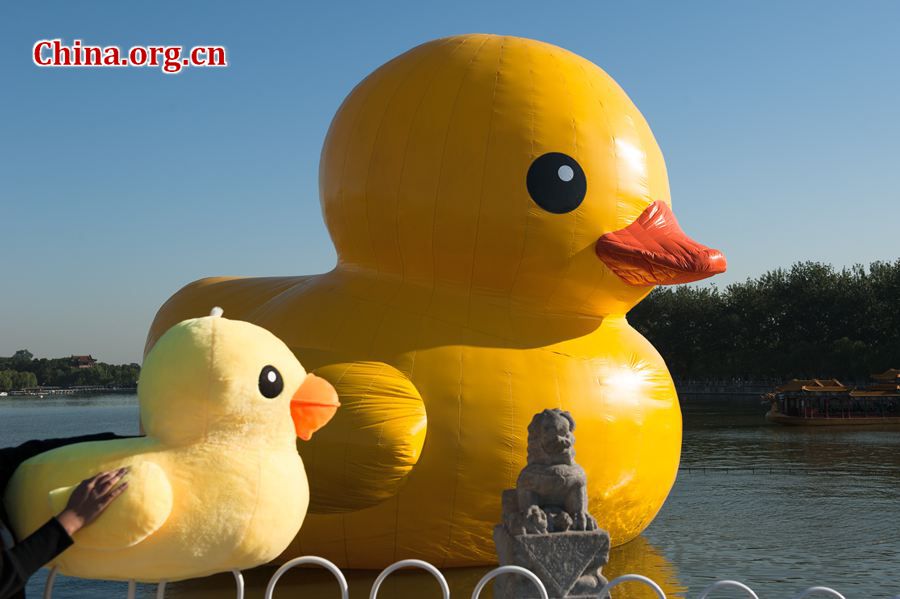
left=55, top=467, right=130, bottom=536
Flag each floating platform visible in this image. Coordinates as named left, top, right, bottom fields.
left=764, top=370, right=900, bottom=426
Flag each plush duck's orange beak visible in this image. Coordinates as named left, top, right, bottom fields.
left=290, top=374, right=340, bottom=441
left=595, top=201, right=727, bottom=286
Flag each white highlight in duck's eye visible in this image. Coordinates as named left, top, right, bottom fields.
left=267, top=371, right=277, bottom=383
left=557, top=165, right=574, bottom=182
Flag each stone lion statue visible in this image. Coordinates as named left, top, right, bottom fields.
left=506, top=408, right=598, bottom=535
left=494, top=409, right=609, bottom=598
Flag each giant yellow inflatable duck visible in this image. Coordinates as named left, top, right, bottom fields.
left=145, top=34, right=726, bottom=568
left=4, top=309, right=339, bottom=582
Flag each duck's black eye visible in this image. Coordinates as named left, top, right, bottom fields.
left=526, top=152, right=587, bottom=214
left=258, top=365, right=283, bottom=398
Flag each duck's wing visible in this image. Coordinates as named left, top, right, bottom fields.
left=297, top=361, right=427, bottom=513
left=48, top=461, right=173, bottom=550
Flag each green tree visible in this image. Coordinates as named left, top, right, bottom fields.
left=0, top=351, right=141, bottom=390
left=12, top=349, right=34, bottom=364
left=0, top=371, right=14, bottom=392
left=12, top=371, right=37, bottom=389
left=0, top=369, right=38, bottom=391
left=629, top=259, right=900, bottom=381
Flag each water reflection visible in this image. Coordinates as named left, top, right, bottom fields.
left=652, top=395, right=900, bottom=597
left=164, top=536, right=683, bottom=598
left=605, top=537, right=685, bottom=598
left=167, top=565, right=485, bottom=598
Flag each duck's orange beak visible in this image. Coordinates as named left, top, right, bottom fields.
left=290, top=374, right=340, bottom=441
left=595, top=201, right=727, bottom=286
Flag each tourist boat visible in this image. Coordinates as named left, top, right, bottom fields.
left=764, top=369, right=900, bottom=425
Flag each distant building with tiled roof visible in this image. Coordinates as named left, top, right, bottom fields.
left=71, top=355, right=97, bottom=369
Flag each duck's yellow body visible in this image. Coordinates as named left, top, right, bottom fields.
left=5, top=313, right=337, bottom=582
left=146, top=34, right=725, bottom=569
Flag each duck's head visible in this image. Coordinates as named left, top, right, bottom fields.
left=138, top=308, right=339, bottom=446
left=320, top=34, right=725, bottom=316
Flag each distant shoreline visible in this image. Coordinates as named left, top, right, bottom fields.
left=675, top=381, right=772, bottom=397
left=0, top=387, right=137, bottom=397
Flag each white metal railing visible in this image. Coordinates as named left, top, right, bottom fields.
left=265, top=555, right=348, bottom=599
left=154, top=570, right=244, bottom=599
left=599, top=573, right=666, bottom=598
left=370, top=559, right=451, bottom=599
left=792, top=587, right=847, bottom=599
left=41, top=567, right=57, bottom=599
left=698, top=579, right=760, bottom=598
left=43, top=567, right=246, bottom=599
left=41, top=560, right=862, bottom=598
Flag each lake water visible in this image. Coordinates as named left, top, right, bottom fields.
left=1, top=393, right=898, bottom=598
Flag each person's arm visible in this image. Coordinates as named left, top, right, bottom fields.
left=0, top=468, right=128, bottom=599
left=1, top=518, right=72, bottom=598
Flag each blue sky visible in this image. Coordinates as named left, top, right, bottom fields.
left=2, top=1, right=899, bottom=363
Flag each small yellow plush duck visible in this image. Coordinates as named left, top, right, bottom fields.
left=145, top=34, right=726, bottom=568
left=3, top=308, right=339, bottom=582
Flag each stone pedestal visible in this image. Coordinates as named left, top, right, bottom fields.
left=493, top=525, right=609, bottom=599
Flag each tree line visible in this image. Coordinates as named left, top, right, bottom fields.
left=0, top=350, right=140, bottom=392
left=629, top=260, right=900, bottom=382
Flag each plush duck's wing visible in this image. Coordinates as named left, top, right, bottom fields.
left=48, top=461, right=173, bottom=550
left=298, top=361, right=427, bottom=513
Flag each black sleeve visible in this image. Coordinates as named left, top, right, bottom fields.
left=1, top=518, right=72, bottom=599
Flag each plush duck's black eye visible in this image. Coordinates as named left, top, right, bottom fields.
left=526, top=152, right=587, bottom=214
left=258, top=365, right=284, bottom=398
